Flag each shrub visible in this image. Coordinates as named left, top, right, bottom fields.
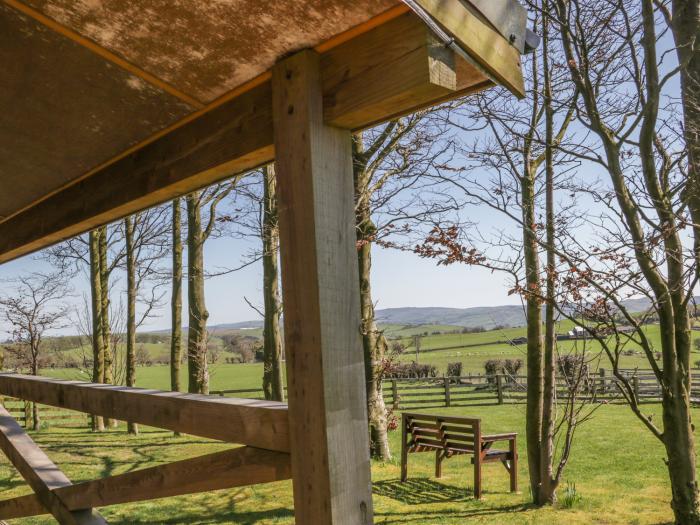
left=385, top=362, right=437, bottom=379
left=503, top=359, right=523, bottom=377
left=484, top=359, right=502, bottom=384
left=558, top=354, right=588, bottom=383
left=447, top=362, right=462, bottom=378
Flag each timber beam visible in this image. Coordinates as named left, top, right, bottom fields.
left=0, top=4, right=516, bottom=263
left=0, top=446, right=291, bottom=520
left=0, top=374, right=289, bottom=452
left=0, top=405, right=107, bottom=524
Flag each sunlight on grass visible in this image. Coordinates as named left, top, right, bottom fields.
left=0, top=403, right=683, bottom=524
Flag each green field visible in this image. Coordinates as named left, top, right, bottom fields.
left=3, top=323, right=696, bottom=523
left=0, top=403, right=683, bottom=524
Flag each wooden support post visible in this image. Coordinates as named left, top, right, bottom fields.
left=633, top=375, right=640, bottom=402
left=273, top=49, right=373, bottom=524
left=599, top=368, right=606, bottom=394
left=444, top=377, right=451, bottom=407
left=0, top=405, right=106, bottom=524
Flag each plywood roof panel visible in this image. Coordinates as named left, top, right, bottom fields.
left=0, top=2, right=194, bottom=220
left=21, top=0, right=399, bottom=102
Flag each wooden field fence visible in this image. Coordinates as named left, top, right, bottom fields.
left=0, top=397, right=89, bottom=428
left=382, top=369, right=700, bottom=410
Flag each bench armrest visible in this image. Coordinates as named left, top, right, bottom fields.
left=481, top=432, right=517, bottom=443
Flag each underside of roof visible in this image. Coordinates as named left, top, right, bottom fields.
left=0, top=0, right=527, bottom=263
left=0, top=0, right=400, bottom=222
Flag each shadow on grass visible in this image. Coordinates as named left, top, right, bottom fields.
left=374, top=478, right=533, bottom=524
left=373, top=478, right=473, bottom=504
left=108, top=507, right=294, bottom=525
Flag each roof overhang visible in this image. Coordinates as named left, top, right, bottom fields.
left=0, top=0, right=527, bottom=263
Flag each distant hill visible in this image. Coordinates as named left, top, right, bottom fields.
left=150, top=295, right=686, bottom=336
left=374, top=306, right=526, bottom=329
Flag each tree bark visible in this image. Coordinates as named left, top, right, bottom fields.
left=522, top=162, right=544, bottom=502
left=171, top=199, right=183, bottom=393
left=539, top=6, right=558, bottom=504
left=124, top=216, right=139, bottom=434
left=97, top=226, right=116, bottom=428
left=186, top=192, right=209, bottom=395
left=669, top=2, right=700, bottom=522
left=261, top=166, right=285, bottom=402
left=353, top=133, right=391, bottom=461
left=88, top=230, right=105, bottom=432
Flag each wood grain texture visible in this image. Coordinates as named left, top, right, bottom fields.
left=0, top=446, right=291, bottom=520
left=0, top=9, right=506, bottom=264
left=0, top=374, right=289, bottom=452
left=0, top=405, right=106, bottom=524
left=322, top=12, right=460, bottom=128
left=413, top=0, right=525, bottom=97
left=273, top=49, right=373, bottom=525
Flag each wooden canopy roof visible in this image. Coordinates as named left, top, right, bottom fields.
left=0, top=0, right=526, bottom=263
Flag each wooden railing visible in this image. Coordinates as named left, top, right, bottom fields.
left=0, top=373, right=291, bottom=524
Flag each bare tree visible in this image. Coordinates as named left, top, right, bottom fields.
left=123, top=206, right=169, bottom=434
left=353, top=111, right=456, bottom=460
left=260, top=166, right=285, bottom=401
left=171, top=197, right=184, bottom=397
left=0, top=272, right=71, bottom=430
left=540, top=1, right=700, bottom=521
left=412, top=3, right=587, bottom=502
left=186, top=181, right=237, bottom=394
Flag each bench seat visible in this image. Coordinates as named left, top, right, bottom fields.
left=400, top=412, right=518, bottom=499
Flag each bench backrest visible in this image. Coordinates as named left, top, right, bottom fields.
left=403, top=412, right=481, bottom=453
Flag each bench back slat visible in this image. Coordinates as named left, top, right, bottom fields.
left=403, top=412, right=481, bottom=454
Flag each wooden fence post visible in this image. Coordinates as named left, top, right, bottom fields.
left=23, top=401, right=31, bottom=429
left=444, top=377, right=451, bottom=407
left=632, top=376, right=639, bottom=402
left=392, top=380, right=399, bottom=410
left=496, top=374, right=504, bottom=404
left=599, top=368, right=606, bottom=394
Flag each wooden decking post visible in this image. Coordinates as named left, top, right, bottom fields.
left=272, top=49, right=373, bottom=525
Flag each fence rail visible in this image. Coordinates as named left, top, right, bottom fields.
left=383, top=369, right=698, bottom=410
left=0, top=397, right=88, bottom=428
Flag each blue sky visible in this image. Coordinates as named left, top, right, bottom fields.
left=0, top=221, right=521, bottom=336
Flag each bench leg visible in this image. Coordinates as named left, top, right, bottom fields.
left=401, top=419, right=408, bottom=482
left=435, top=450, right=443, bottom=478
left=509, top=438, right=518, bottom=492
left=474, top=455, right=482, bottom=499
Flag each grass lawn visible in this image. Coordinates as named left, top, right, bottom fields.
left=0, top=403, right=683, bottom=524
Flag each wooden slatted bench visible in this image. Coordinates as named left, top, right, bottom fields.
left=400, top=412, right=517, bottom=499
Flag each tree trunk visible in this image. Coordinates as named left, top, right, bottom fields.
left=261, top=166, right=285, bottom=402
left=353, top=133, right=391, bottom=461
left=31, top=361, right=40, bottom=431
left=186, top=192, right=209, bottom=395
left=171, top=198, right=183, bottom=394
left=89, top=230, right=105, bottom=432
left=124, top=216, right=139, bottom=435
left=97, top=226, right=116, bottom=428
left=522, top=164, right=544, bottom=502
left=539, top=8, right=558, bottom=504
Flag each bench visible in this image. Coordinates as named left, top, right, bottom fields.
left=400, top=412, right=517, bottom=499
